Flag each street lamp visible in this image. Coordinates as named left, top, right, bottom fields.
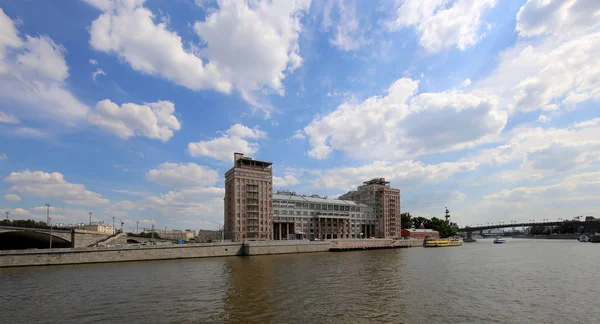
left=136, top=221, right=139, bottom=234
left=112, top=216, right=116, bottom=234
left=5, top=211, right=9, bottom=221
left=88, top=212, right=93, bottom=225
left=45, top=203, right=52, bottom=249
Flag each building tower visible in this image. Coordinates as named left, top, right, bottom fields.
left=340, top=178, right=401, bottom=238
left=224, top=153, right=273, bottom=241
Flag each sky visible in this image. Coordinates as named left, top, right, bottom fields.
left=0, top=0, right=599, bottom=231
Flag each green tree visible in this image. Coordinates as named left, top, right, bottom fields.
left=400, top=212, right=412, bottom=229
left=411, top=216, right=429, bottom=229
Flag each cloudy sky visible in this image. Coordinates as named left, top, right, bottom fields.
left=0, top=0, right=598, bottom=231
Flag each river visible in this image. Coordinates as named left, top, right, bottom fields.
left=1, top=239, right=599, bottom=323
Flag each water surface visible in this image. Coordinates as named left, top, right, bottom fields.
left=1, top=239, right=599, bottom=323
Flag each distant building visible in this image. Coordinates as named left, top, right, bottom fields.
left=224, top=153, right=273, bottom=241
left=273, top=191, right=376, bottom=240
left=401, top=228, right=440, bottom=239
left=339, top=178, right=401, bottom=238
left=83, top=223, right=115, bottom=234
left=150, top=229, right=196, bottom=241
left=198, top=229, right=222, bottom=243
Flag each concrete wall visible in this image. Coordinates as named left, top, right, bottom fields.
left=244, top=241, right=331, bottom=255
left=71, top=230, right=112, bottom=248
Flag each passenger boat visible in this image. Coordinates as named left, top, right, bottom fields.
left=423, top=237, right=462, bottom=247
left=493, top=237, right=506, bottom=244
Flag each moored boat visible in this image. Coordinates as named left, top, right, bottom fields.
left=493, top=237, right=506, bottom=244
left=578, top=235, right=589, bottom=242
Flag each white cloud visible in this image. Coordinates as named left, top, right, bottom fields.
left=0, top=111, right=19, bottom=123
left=461, top=78, right=471, bottom=87
left=389, top=0, right=497, bottom=52
left=188, top=124, right=267, bottom=161
left=29, top=205, right=93, bottom=224
left=86, top=0, right=230, bottom=93
left=325, top=0, right=370, bottom=51
left=516, top=0, right=600, bottom=37
left=9, top=127, right=47, bottom=139
left=145, top=162, right=218, bottom=189
left=273, top=175, right=299, bottom=187
left=0, top=153, right=6, bottom=160
left=304, top=78, right=506, bottom=160
left=4, top=193, right=21, bottom=201
left=193, top=0, right=310, bottom=110
left=89, top=58, right=98, bottom=65
left=474, top=32, right=600, bottom=113
left=92, top=68, right=106, bottom=80
left=313, top=159, right=479, bottom=192
left=2, top=208, right=30, bottom=218
left=474, top=123, right=600, bottom=168
left=574, top=118, right=600, bottom=129
left=0, top=10, right=88, bottom=126
left=291, top=129, right=305, bottom=140
left=86, top=0, right=310, bottom=112
left=88, top=99, right=181, bottom=141
left=4, top=170, right=110, bottom=206
left=144, top=187, right=225, bottom=219
left=0, top=8, right=23, bottom=74
left=537, top=114, right=549, bottom=123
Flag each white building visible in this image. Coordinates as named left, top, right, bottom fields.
left=83, top=224, right=115, bottom=234
left=272, top=191, right=377, bottom=240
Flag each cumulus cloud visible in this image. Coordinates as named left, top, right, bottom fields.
left=304, top=78, right=506, bottom=160
left=145, top=162, right=218, bottom=189
left=537, top=114, right=549, bottom=123
left=188, top=124, right=267, bottom=161
left=389, top=0, right=497, bottom=52
left=2, top=208, right=30, bottom=218
left=88, top=99, right=181, bottom=141
left=0, top=153, right=6, bottom=160
left=85, top=0, right=310, bottom=112
left=0, top=111, right=19, bottom=124
left=0, top=9, right=88, bottom=126
left=4, top=170, right=109, bottom=206
left=312, top=159, right=479, bottom=192
left=516, top=0, right=600, bottom=37
left=89, top=58, right=98, bottom=65
left=4, top=193, right=21, bottom=201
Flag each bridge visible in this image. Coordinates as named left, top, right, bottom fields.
left=458, top=221, right=586, bottom=240
left=0, top=226, right=114, bottom=250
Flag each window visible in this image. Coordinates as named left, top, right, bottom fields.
left=334, top=205, right=339, bottom=211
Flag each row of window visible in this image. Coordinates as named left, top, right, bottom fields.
left=233, top=172, right=271, bottom=180
left=272, top=200, right=366, bottom=212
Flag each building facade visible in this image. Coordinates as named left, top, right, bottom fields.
left=339, top=178, right=401, bottom=238
left=224, top=153, right=273, bottom=241
left=83, top=223, right=115, bottom=234
left=150, top=229, right=196, bottom=241
left=273, top=191, right=376, bottom=240
left=401, top=228, right=439, bottom=239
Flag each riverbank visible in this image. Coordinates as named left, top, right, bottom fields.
left=0, top=239, right=423, bottom=267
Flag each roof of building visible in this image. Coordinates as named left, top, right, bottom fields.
left=273, top=193, right=368, bottom=207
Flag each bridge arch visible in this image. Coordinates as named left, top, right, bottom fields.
left=0, top=230, right=71, bottom=250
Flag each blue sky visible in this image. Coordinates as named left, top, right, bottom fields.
left=1, top=0, right=599, bottom=231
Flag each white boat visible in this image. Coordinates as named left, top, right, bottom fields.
left=493, top=237, right=506, bottom=244
left=578, top=235, right=589, bottom=242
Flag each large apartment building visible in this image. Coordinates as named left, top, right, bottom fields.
left=339, top=178, right=401, bottom=238
left=224, top=153, right=273, bottom=241
left=273, top=191, right=376, bottom=240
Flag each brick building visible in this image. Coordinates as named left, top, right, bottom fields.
left=339, top=178, right=401, bottom=238
left=224, top=153, right=273, bottom=241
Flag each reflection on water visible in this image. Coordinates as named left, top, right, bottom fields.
left=1, top=239, right=599, bottom=324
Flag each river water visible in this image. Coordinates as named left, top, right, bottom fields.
left=1, top=239, right=599, bottom=324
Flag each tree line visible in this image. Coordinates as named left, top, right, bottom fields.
left=400, top=212, right=459, bottom=238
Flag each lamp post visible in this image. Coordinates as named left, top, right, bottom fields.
left=5, top=211, right=9, bottom=221
left=112, top=216, right=116, bottom=235
left=136, top=221, right=139, bottom=234
left=88, top=212, right=93, bottom=225
left=45, top=203, right=52, bottom=249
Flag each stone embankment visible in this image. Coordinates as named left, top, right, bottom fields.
left=0, top=239, right=423, bottom=268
